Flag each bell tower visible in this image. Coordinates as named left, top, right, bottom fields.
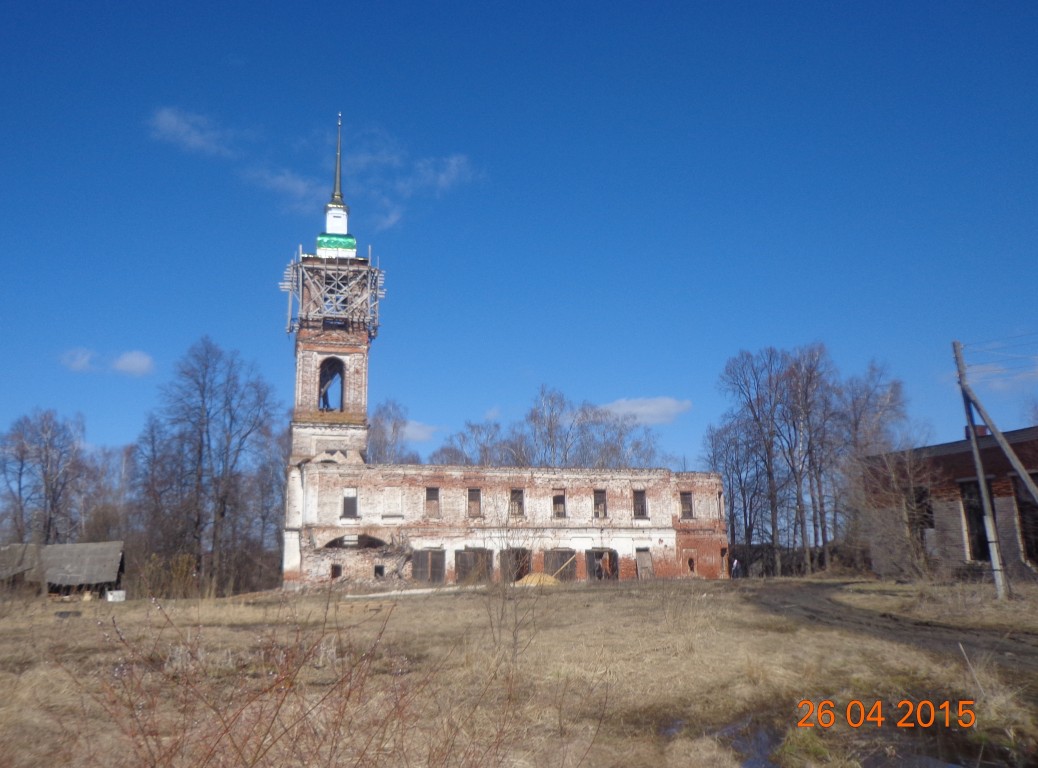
left=280, top=115, right=385, bottom=461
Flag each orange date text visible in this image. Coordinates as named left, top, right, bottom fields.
left=796, top=699, right=976, bottom=729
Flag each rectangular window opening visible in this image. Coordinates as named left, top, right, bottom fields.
left=633, top=489, right=648, bottom=519
left=1013, top=473, right=1038, bottom=565
left=552, top=489, right=567, bottom=519
left=959, top=481, right=991, bottom=562
left=680, top=492, right=694, bottom=519
left=425, top=487, right=440, bottom=518
left=341, top=488, right=358, bottom=519
left=468, top=488, right=482, bottom=518
left=510, top=488, right=525, bottom=517
left=593, top=489, right=608, bottom=519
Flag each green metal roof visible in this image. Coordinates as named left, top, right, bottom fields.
left=317, top=232, right=357, bottom=249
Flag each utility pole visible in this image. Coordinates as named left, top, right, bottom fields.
left=953, top=341, right=1008, bottom=600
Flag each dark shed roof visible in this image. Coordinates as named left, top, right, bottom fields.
left=0, top=543, right=41, bottom=581
left=38, top=542, right=124, bottom=586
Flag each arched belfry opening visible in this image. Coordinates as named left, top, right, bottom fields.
left=319, top=357, right=345, bottom=411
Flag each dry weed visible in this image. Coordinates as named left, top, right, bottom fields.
left=1, top=579, right=1036, bottom=766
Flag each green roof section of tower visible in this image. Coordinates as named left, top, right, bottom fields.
left=317, top=113, right=358, bottom=258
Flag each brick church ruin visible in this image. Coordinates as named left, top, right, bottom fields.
left=280, top=118, right=729, bottom=588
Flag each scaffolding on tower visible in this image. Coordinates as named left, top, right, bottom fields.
left=280, top=245, right=385, bottom=338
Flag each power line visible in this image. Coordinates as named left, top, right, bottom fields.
left=964, top=331, right=1038, bottom=348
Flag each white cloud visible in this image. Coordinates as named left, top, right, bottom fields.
left=61, top=348, right=96, bottom=372
left=403, top=420, right=438, bottom=443
left=148, top=107, right=236, bottom=157
left=243, top=166, right=324, bottom=212
left=602, top=397, right=692, bottom=426
left=145, top=110, right=475, bottom=230
left=112, top=351, right=155, bottom=377
left=372, top=205, right=403, bottom=232
left=351, top=149, right=405, bottom=172
left=397, top=154, right=475, bottom=197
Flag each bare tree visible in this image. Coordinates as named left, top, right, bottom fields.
left=367, top=399, right=421, bottom=464
left=79, top=446, right=133, bottom=543
left=704, top=417, right=767, bottom=549
left=129, top=414, right=197, bottom=563
left=846, top=438, right=939, bottom=579
left=429, top=420, right=505, bottom=466
left=719, top=349, right=788, bottom=575
left=525, top=385, right=578, bottom=467
left=428, top=385, right=663, bottom=469
left=710, top=348, right=907, bottom=576
left=0, top=419, right=34, bottom=543
left=835, top=362, right=909, bottom=568
left=0, top=410, right=86, bottom=545
left=144, top=337, right=277, bottom=594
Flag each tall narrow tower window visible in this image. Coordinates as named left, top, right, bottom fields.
left=318, top=357, right=345, bottom=411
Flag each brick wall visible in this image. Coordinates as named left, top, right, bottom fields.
left=284, top=460, right=729, bottom=587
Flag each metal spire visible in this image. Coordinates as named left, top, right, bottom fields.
left=331, top=112, right=344, bottom=205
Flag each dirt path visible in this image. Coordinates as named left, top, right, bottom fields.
left=735, top=580, right=1038, bottom=702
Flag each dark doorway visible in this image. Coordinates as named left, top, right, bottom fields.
left=500, top=548, right=531, bottom=582
left=585, top=549, right=619, bottom=581
left=455, top=548, right=493, bottom=584
left=543, top=548, right=577, bottom=581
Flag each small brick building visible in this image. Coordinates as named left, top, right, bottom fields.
left=280, top=120, right=728, bottom=588
left=865, top=426, right=1038, bottom=581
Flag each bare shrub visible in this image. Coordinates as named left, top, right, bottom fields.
left=77, top=595, right=525, bottom=767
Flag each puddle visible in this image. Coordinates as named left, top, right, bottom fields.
left=713, top=717, right=1021, bottom=768
left=658, top=718, right=687, bottom=739
left=714, top=718, right=782, bottom=768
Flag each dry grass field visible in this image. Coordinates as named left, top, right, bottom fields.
left=0, top=578, right=1035, bottom=767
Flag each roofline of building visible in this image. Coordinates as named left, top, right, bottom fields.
left=897, top=424, right=1038, bottom=460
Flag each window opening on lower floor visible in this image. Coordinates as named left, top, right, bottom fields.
left=585, top=549, right=618, bottom=581
left=500, top=548, right=531, bottom=582
left=330, top=564, right=343, bottom=579
left=544, top=548, right=577, bottom=581
left=455, top=547, right=493, bottom=584
left=959, top=480, right=991, bottom=562
left=1014, top=473, right=1038, bottom=565
left=411, top=548, right=446, bottom=583
left=635, top=548, right=654, bottom=579
left=374, top=564, right=385, bottom=578
left=907, top=486, right=935, bottom=551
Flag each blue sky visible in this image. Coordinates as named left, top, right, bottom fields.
left=2, top=1, right=1036, bottom=464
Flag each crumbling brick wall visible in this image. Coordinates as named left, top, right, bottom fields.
left=284, top=460, right=730, bottom=587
